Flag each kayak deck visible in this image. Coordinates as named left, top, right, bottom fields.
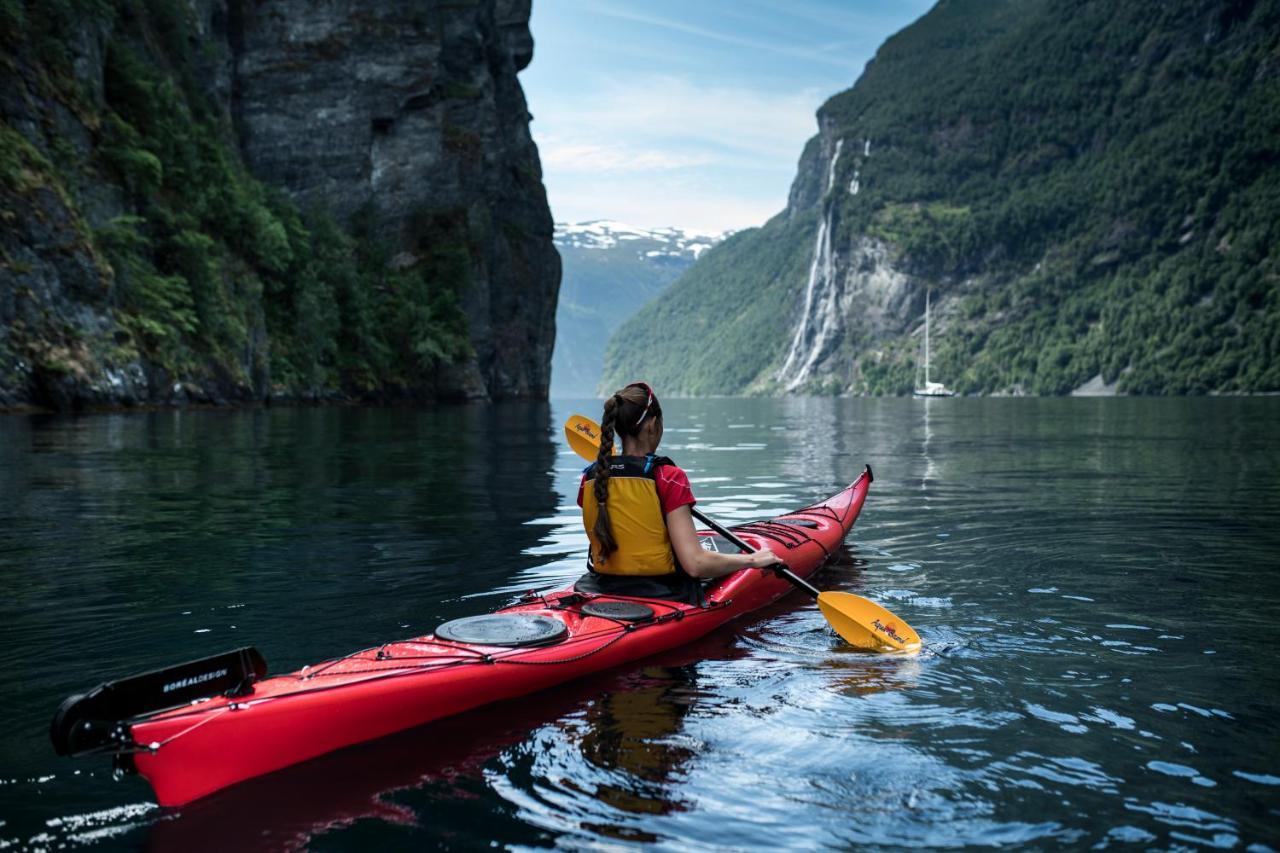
left=110, top=470, right=871, bottom=806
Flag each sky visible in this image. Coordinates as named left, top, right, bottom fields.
left=521, top=0, right=933, bottom=235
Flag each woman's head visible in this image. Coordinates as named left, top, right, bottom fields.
left=602, top=381, right=662, bottom=446
left=591, top=382, right=662, bottom=562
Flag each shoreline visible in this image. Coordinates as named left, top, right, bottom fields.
left=0, top=394, right=551, bottom=418
left=7, top=392, right=1279, bottom=418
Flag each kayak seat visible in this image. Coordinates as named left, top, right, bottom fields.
left=573, top=571, right=703, bottom=603
left=435, top=614, right=567, bottom=647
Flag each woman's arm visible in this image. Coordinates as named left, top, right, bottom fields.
left=666, top=504, right=782, bottom=579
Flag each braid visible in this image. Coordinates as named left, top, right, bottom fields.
left=592, top=395, right=621, bottom=562
left=590, top=383, right=663, bottom=566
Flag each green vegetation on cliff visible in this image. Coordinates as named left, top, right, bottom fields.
left=1, top=0, right=472, bottom=404
left=550, top=223, right=725, bottom=397
left=602, top=0, right=1279, bottom=396
left=599, top=223, right=815, bottom=396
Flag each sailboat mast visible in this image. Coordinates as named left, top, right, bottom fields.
left=924, top=289, right=931, bottom=386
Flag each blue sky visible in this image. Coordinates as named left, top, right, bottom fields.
left=521, top=0, right=933, bottom=234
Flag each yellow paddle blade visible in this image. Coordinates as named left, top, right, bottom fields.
left=564, top=413, right=616, bottom=461
left=817, top=591, right=921, bottom=652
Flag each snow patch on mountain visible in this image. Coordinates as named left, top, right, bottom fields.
left=555, top=221, right=728, bottom=260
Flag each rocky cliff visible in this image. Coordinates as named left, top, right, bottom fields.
left=602, top=0, right=1279, bottom=396
left=0, top=0, right=558, bottom=410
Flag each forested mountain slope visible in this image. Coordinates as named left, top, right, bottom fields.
left=602, top=0, right=1279, bottom=396
left=551, top=221, right=721, bottom=397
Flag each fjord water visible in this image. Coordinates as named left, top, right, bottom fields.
left=1, top=399, right=1277, bottom=850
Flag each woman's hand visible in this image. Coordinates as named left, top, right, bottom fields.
left=747, top=546, right=784, bottom=568
left=668, top=506, right=787, bottom=579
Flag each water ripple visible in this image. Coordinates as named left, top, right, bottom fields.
left=3, top=399, right=1279, bottom=849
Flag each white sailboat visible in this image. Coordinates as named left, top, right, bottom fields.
left=913, top=289, right=955, bottom=398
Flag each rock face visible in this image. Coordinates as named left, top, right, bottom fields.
left=775, top=231, right=913, bottom=393
left=0, top=0, right=558, bottom=410
left=771, top=134, right=939, bottom=394
left=232, top=0, right=557, bottom=397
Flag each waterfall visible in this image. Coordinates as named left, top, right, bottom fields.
left=777, top=140, right=843, bottom=390
left=825, top=138, right=844, bottom=192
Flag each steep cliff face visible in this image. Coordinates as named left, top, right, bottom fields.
left=767, top=132, right=935, bottom=395
left=603, top=0, right=1279, bottom=396
left=232, top=0, right=557, bottom=397
left=0, top=0, right=557, bottom=410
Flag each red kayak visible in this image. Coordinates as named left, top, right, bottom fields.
left=51, top=467, right=871, bottom=806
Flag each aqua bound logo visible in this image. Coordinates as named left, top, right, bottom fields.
left=872, top=619, right=908, bottom=644
left=575, top=423, right=597, bottom=437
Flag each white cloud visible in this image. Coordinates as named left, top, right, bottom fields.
left=520, top=0, right=936, bottom=234
left=537, top=75, right=822, bottom=164
left=588, top=5, right=865, bottom=72
left=531, top=75, right=822, bottom=230
left=538, top=141, right=713, bottom=174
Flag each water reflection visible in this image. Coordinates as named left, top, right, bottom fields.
left=2, top=399, right=1279, bottom=850
left=920, top=395, right=938, bottom=491
left=827, top=654, right=921, bottom=698
left=0, top=404, right=563, bottom=848
left=572, top=666, right=699, bottom=822
left=141, top=682, right=588, bottom=851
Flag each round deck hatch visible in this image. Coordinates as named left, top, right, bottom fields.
left=435, top=614, right=567, bottom=647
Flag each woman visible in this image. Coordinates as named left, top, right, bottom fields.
left=577, top=382, right=782, bottom=598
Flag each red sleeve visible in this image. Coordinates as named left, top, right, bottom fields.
left=655, top=464, right=696, bottom=516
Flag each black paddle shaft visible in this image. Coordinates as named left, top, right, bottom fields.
left=691, top=507, right=822, bottom=599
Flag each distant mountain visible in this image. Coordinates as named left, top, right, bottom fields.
left=602, top=0, right=1279, bottom=396
left=551, top=222, right=724, bottom=397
